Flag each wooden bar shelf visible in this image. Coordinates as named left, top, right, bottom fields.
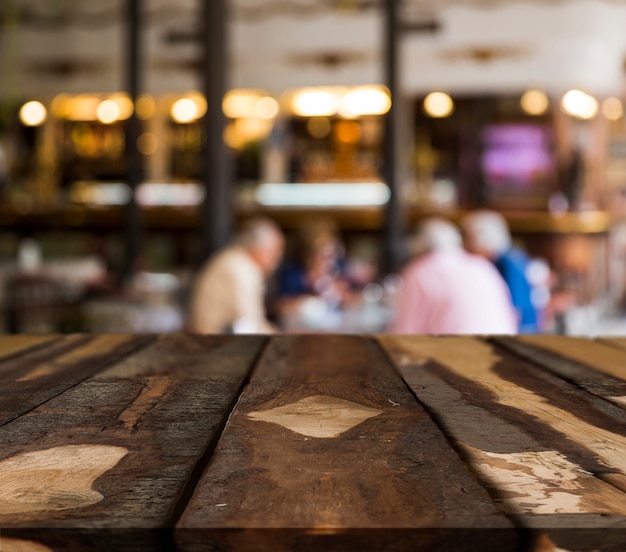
left=0, top=204, right=617, bottom=233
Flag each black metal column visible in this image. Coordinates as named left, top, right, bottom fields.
left=382, top=0, right=406, bottom=273
left=120, top=0, right=142, bottom=285
left=198, top=0, right=231, bottom=266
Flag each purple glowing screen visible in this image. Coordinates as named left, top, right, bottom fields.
left=482, top=124, right=555, bottom=187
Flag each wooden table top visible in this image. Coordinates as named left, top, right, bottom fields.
left=1, top=334, right=626, bottom=551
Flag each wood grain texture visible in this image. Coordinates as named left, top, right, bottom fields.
left=0, top=334, right=265, bottom=539
left=493, top=335, right=626, bottom=409
left=177, top=335, right=514, bottom=551
left=599, top=337, right=626, bottom=352
left=0, top=335, right=58, bottom=362
left=0, top=334, right=152, bottom=427
left=378, top=335, right=626, bottom=538
left=511, top=335, right=626, bottom=381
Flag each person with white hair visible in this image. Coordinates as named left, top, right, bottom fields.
left=388, top=217, right=517, bottom=334
left=461, top=210, right=539, bottom=333
left=188, top=217, right=285, bottom=333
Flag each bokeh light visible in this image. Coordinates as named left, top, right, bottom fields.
left=19, top=101, right=47, bottom=126
left=602, top=97, right=623, bottom=121
left=339, top=86, right=391, bottom=117
left=520, top=89, right=549, bottom=116
left=292, top=89, right=339, bottom=117
left=137, top=133, right=158, bottom=156
left=561, top=89, right=598, bottom=120
left=307, top=117, right=332, bottom=138
left=171, top=98, right=199, bottom=123
left=96, top=100, right=120, bottom=124
left=255, top=96, right=279, bottom=119
left=423, top=92, right=454, bottom=118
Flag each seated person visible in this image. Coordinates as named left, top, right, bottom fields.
left=461, top=210, right=541, bottom=333
left=187, top=217, right=284, bottom=334
left=274, top=219, right=357, bottom=329
left=388, top=217, right=517, bottom=335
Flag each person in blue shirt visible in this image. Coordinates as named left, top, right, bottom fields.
left=461, top=210, right=541, bottom=333
left=276, top=219, right=350, bottom=309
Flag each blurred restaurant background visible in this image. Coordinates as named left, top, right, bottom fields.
left=2, top=0, right=626, bottom=335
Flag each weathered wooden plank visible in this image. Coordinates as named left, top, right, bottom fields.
left=379, top=335, right=626, bottom=549
left=0, top=334, right=153, bottom=427
left=177, top=335, right=514, bottom=552
left=493, top=335, right=626, bottom=410
left=0, top=335, right=59, bottom=362
left=599, top=337, right=626, bottom=353
left=0, top=334, right=266, bottom=551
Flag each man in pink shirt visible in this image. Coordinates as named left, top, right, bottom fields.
left=388, top=218, right=517, bottom=335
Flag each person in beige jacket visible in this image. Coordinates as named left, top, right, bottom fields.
left=188, top=217, right=284, bottom=333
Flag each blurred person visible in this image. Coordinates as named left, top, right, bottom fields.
left=188, top=217, right=284, bottom=333
left=277, top=219, right=348, bottom=304
left=461, top=210, right=540, bottom=333
left=273, top=218, right=361, bottom=331
left=388, top=217, right=517, bottom=335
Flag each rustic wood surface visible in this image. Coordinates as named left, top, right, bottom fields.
left=0, top=334, right=152, bottom=427
left=0, top=334, right=625, bottom=551
left=177, top=335, right=514, bottom=551
left=493, top=335, right=626, bottom=410
left=0, top=334, right=265, bottom=550
left=0, top=335, right=58, bottom=362
left=379, top=335, right=626, bottom=551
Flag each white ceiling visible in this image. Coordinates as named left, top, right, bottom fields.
left=2, top=0, right=626, bottom=100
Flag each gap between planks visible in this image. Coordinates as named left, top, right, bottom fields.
left=165, top=335, right=271, bottom=527
left=0, top=334, right=156, bottom=430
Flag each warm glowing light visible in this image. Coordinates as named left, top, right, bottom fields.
left=108, top=93, right=133, bottom=120
left=339, top=86, right=391, bottom=117
left=307, top=117, right=332, bottom=138
left=19, top=101, right=47, bottom=126
left=137, top=133, right=158, bottom=156
left=224, top=117, right=273, bottom=149
left=602, top=97, right=624, bottom=121
left=187, top=91, right=207, bottom=118
left=96, top=100, right=120, bottom=124
left=63, top=95, right=100, bottom=121
left=423, top=92, right=454, bottom=118
left=51, top=94, right=70, bottom=118
left=334, top=120, right=362, bottom=144
left=292, top=89, right=339, bottom=117
left=224, top=123, right=243, bottom=149
left=237, top=117, right=273, bottom=142
left=171, top=98, right=199, bottom=123
left=136, top=95, right=156, bottom=119
left=255, top=96, right=279, bottom=119
left=222, top=90, right=279, bottom=119
left=561, top=89, right=598, bottom=120
left=520, top=89, right=549, bottom=116
left=223, top=90, right=260, bottom=118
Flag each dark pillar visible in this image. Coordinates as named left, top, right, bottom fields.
left=198, top=0, right=232, bottom=266
left=383, top=0, right=406, bottom=273
left=120, top=0, right=142, bottom=285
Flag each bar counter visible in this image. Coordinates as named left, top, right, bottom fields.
left=1, top=333, right=626, bottom=551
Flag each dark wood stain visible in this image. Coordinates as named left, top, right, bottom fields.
left=378, top=335, right=626, bottom=531
left=178, top=335, right=511, bottom=544
left=493, top=336, right=626, bottom=403
left=4, top=334, right=626, bottom=551
left=0, top=334, right=154, bottom=427
left=0, top=334, right=265, bottom=531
